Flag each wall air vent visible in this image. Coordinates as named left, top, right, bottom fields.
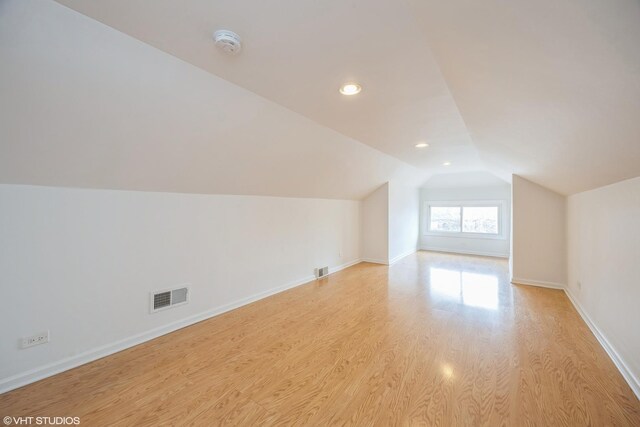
left=150, top=286, right=189, bottom=313
left=153, top=291, right=171, bottom=310
left=315, top=266, right=329, bottom=279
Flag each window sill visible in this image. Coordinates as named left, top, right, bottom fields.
left=423, top=231, right=506, bottom=241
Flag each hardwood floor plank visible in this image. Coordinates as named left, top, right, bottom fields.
left=1, top=252, right=638, bottom=425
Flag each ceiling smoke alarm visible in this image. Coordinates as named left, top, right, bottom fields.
left=213, top=30, right=242, bottom=55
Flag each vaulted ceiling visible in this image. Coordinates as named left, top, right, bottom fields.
left=0, top=0, right=428, bottom=200
left=2, top=0, right=639, bottom=198
left=54, top=0, right=482, bottom=178
left=408, top=0, right=640, bottom=194
left=54, top=0, right=640, bottom=195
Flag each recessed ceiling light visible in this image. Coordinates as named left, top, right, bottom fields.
left=339, top=83, right=362, bottom=96
left=443, top=161, right=451, bottom=166
left=415, top=142, right=429, bottom=148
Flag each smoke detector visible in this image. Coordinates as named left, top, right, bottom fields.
left=213, top=30, right=242, bottom=55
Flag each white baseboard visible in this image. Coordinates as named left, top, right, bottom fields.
left=421, top=246, right=509, bottom=259
left=328, top=259, right=362, bottom=273
left=0, top=258, right=361, bottom=394
left=361, top=257, right=389, bottom=265
left=564, top=289, right=640, bottom=400
left=511, top=277, right=565, bottom=290
left=388, top=248, right=417, bottom=265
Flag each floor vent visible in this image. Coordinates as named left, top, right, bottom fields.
left=150, top=286, right=189, bottom=313
left=315, top=266, right=329, bottom=279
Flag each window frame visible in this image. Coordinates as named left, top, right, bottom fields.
left=423, top=200, right=506, bottom=240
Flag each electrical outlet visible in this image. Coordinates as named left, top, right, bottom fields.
left=21, top=331, right=49, bottom=349
left=577, top=281, right=582, bottom=290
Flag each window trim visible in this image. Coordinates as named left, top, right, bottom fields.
left=423, top=200, right=506, bottom=240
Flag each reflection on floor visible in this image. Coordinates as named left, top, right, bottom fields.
left=430, top=267, right=499, bottom=309
left=1, top=251, right=639, bottom=425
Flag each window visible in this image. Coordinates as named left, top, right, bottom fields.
left=462, top=206, right=498, bottom=234
left=429, top=206, right=461, bottom=232
left=426, top=202, right=502, bottom=237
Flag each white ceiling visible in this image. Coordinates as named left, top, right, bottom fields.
left=54, top=0, right=484, bottom=177
left=0, top=0, right=428, bottom=200
left=408, top=0, right=640, bottom=194
left=7, top=0, right=640, bottom=196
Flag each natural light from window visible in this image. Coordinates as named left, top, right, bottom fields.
left=461, top=272, right=499, bottom=309
left=462, top=206, right=498, bottom=234
left=429, top=206, right=461, bottom=232
left=429, top=205, right=499, bottom=235
left=429, top=267, right=499, bottom=310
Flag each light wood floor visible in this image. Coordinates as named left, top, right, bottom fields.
left=1, top=252, right=639, bottom=425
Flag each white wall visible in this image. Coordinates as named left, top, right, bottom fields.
left=360, top=183, right=389, bottom=264
left=511, top=175, right=566, bottom=287
left=0, top=184, right=360, bottom=392
left=567, top=177, right=640, bottom=394
left=420, top=185, right=511, bottom=258
left=388, top=182, right=420, bottom=263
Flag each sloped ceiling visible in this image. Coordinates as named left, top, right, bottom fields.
left=408, top=0, right=640, bottom=194
left=0, top=0, right=427, bottom=200
left=53, top=0, right=482, bottom=177
left=53, top=0, right=640, bottom=196
left=3, top=0, right=639, bottom=198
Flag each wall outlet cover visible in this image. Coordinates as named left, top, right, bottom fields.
left=21, top=331, right=49, bottom=349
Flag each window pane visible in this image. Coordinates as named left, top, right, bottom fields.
left=430, top=206, right=461, bottom=232
left=462, top=206, right=499, bottom=234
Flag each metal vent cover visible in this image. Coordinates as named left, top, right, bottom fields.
left=153, top=291, right=171, bottom=310
left=150, top=286, right=189, bottom=313
left=315, top=266, right=329, bottom=279
left=171, top=288, right=188, bottom=305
